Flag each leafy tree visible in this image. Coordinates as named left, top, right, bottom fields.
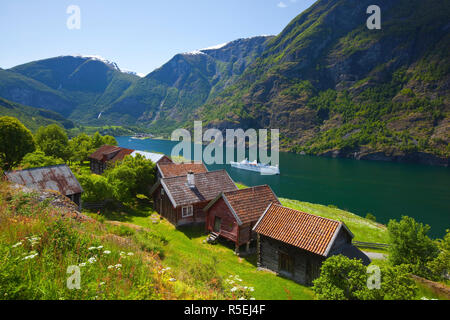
left=388, top=216, right=439, bottom=276
left=106, top=154, right=155, bottom=203
left=312, top=255, right=368, bottom=300
left=427, top=230, right=450, bottom=281
left=35, top=124, right=70, bottom=161
left=91, top=132, right=104, bottom=149
left=69, top=133, right=94, bottom=164
left=0, top=116, right=36, bottom=169
left=77, top=173, right=112, bottom=202
left=360, top=265, right=418, bottom=300
left=18, top=151, right=64, bottom=169
left=313, top=255, right=418, bottom=300
left=101, top=135, right=118, bottom=146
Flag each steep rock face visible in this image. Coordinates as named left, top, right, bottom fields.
left=103, top=36, right=273, bottom=127
left=199, top=0, right=449, bottom=165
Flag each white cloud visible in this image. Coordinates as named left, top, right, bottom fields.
left=277, top=2, right=288, bottom=8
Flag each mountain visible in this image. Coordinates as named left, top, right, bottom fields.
left=197, top=0, right=449, bottom=165
left=100, top=36, right=273, bottom=130
left=0, top=56, right=140, bottom=120
left=0, top=97, right=74, bottom=131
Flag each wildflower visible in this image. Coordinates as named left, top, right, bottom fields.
left=169, top=278, right=177, bottom=282
left=115, top=264, right=122, bottom=269
left=79, top=263, right=86, bottom=267
left=230, top=287, right=238, bottom=292
left=239, top=297, right=246, bottom=300
left=99, top=282, right=106, bottom=286
left=97, top=246, right=103, bottom=250
left=22, top=253, right=38, bottom=260
left=250, top=298, right=255, bottom=300
left=249, top=287, right=254, bottom=292
left=103, top=250, right=111, bottom=255
left=88, top=247, right=97, bottom=251
left=127, top=252, right=134, bottom=256
left=88, top=257, right=97, bottom=264
left=107, top=265, right=115, bottom=270
left=12, top=242, right=22, bottom=248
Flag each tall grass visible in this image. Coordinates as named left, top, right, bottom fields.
left=0, top=182, right=232, bottom=300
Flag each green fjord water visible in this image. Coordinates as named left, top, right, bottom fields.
left=117, top=137, right=450, bottom=238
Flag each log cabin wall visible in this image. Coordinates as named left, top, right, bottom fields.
left=90, top=159, right=107, bottom=175
left=258, top=235, right=324, bottom=286
left=152, top=185, right=209, bottom=227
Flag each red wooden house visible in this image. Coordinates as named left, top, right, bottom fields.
left=150, top=170, right=237, bottom=226
left=204, top=185, right=280, bottom=254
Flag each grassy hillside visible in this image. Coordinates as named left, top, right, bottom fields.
left=0, top=182, right=240, bottom=300
left=0, top=97, right=74, bottom=131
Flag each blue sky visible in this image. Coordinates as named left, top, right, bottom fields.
left=0, top=0, right=315, bottom=76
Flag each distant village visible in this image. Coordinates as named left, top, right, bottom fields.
left=4, top=144, right=370, bottom=286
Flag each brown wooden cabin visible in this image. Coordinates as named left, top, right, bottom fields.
left=253, top=204, right=370, bottom=286
left=204, top=185, right=280, bottom=254
left=89, top=146, right=173, bottom=175
left=88, top=145, right=134, bottom=174
left=4, top=164, right=84, bottom=211
left=156, top=162, right=208, bottom=180
left=150, top=170, right=237, bottom=226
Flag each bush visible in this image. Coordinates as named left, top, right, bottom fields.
left=388, top=216, right=439, bottom=277
left=77, top=173, right=112, bottom=203
left=18, top=151, right=64, bottom=169
left=312, top=255, right=368, bottom=300
left=106, top=154, right=156, bottom=203
left=0, top=116, right=36, bottom=170
left=365, top=213, right=377, bottom=222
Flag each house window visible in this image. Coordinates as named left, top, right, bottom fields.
left=182, top=205, right=193, bottom=218
left=278, top=251, right=294, bottom=275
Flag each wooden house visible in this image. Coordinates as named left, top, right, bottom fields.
left=253, top=204, right=370, bottom=286
left=89, top=146, right=173, bottom=174
left=150, top=170, right=237, bottom=226
left=130, top=150, right=173, bottom=166
left=5, top=164, right=84, bottom=211
left=88, top=145, right=134, bottom=174
left=204, top=185, right=280, bottom=254
left=156, top=162, right=208, bottom=180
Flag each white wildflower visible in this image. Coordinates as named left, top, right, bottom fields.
left=78, top=263, right=86, bottom=267
left=230, top=287, right=238, bottom=292
left=115, top=264, right=122, bottom=269
left=103, top=250, right=111, bottom=255
left=249, top=287, right=254, bottom=292
left=239, top=297, right=246, bottom=300
left=12, top=242, right=22, bottom=248
left=107, top=265, right=115, bottom=270
left=97, top=246, right=103, bottom=250
left=88, top=257, right=97, bottom=264
left=22, top=253, right=38, bottom=260
left=127, top=252, right=134, bottom=256
left=169, top=278, right=177, bottom=282
left=88, top=247, right=97, bottom=251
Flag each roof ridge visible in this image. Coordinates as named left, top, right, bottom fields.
left=270, top=203, right=342, bottom=225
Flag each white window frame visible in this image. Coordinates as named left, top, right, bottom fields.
left=182, top=205, right=193, bottom=218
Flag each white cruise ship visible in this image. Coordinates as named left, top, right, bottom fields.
left=230, top=159, right=280, bottom=175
